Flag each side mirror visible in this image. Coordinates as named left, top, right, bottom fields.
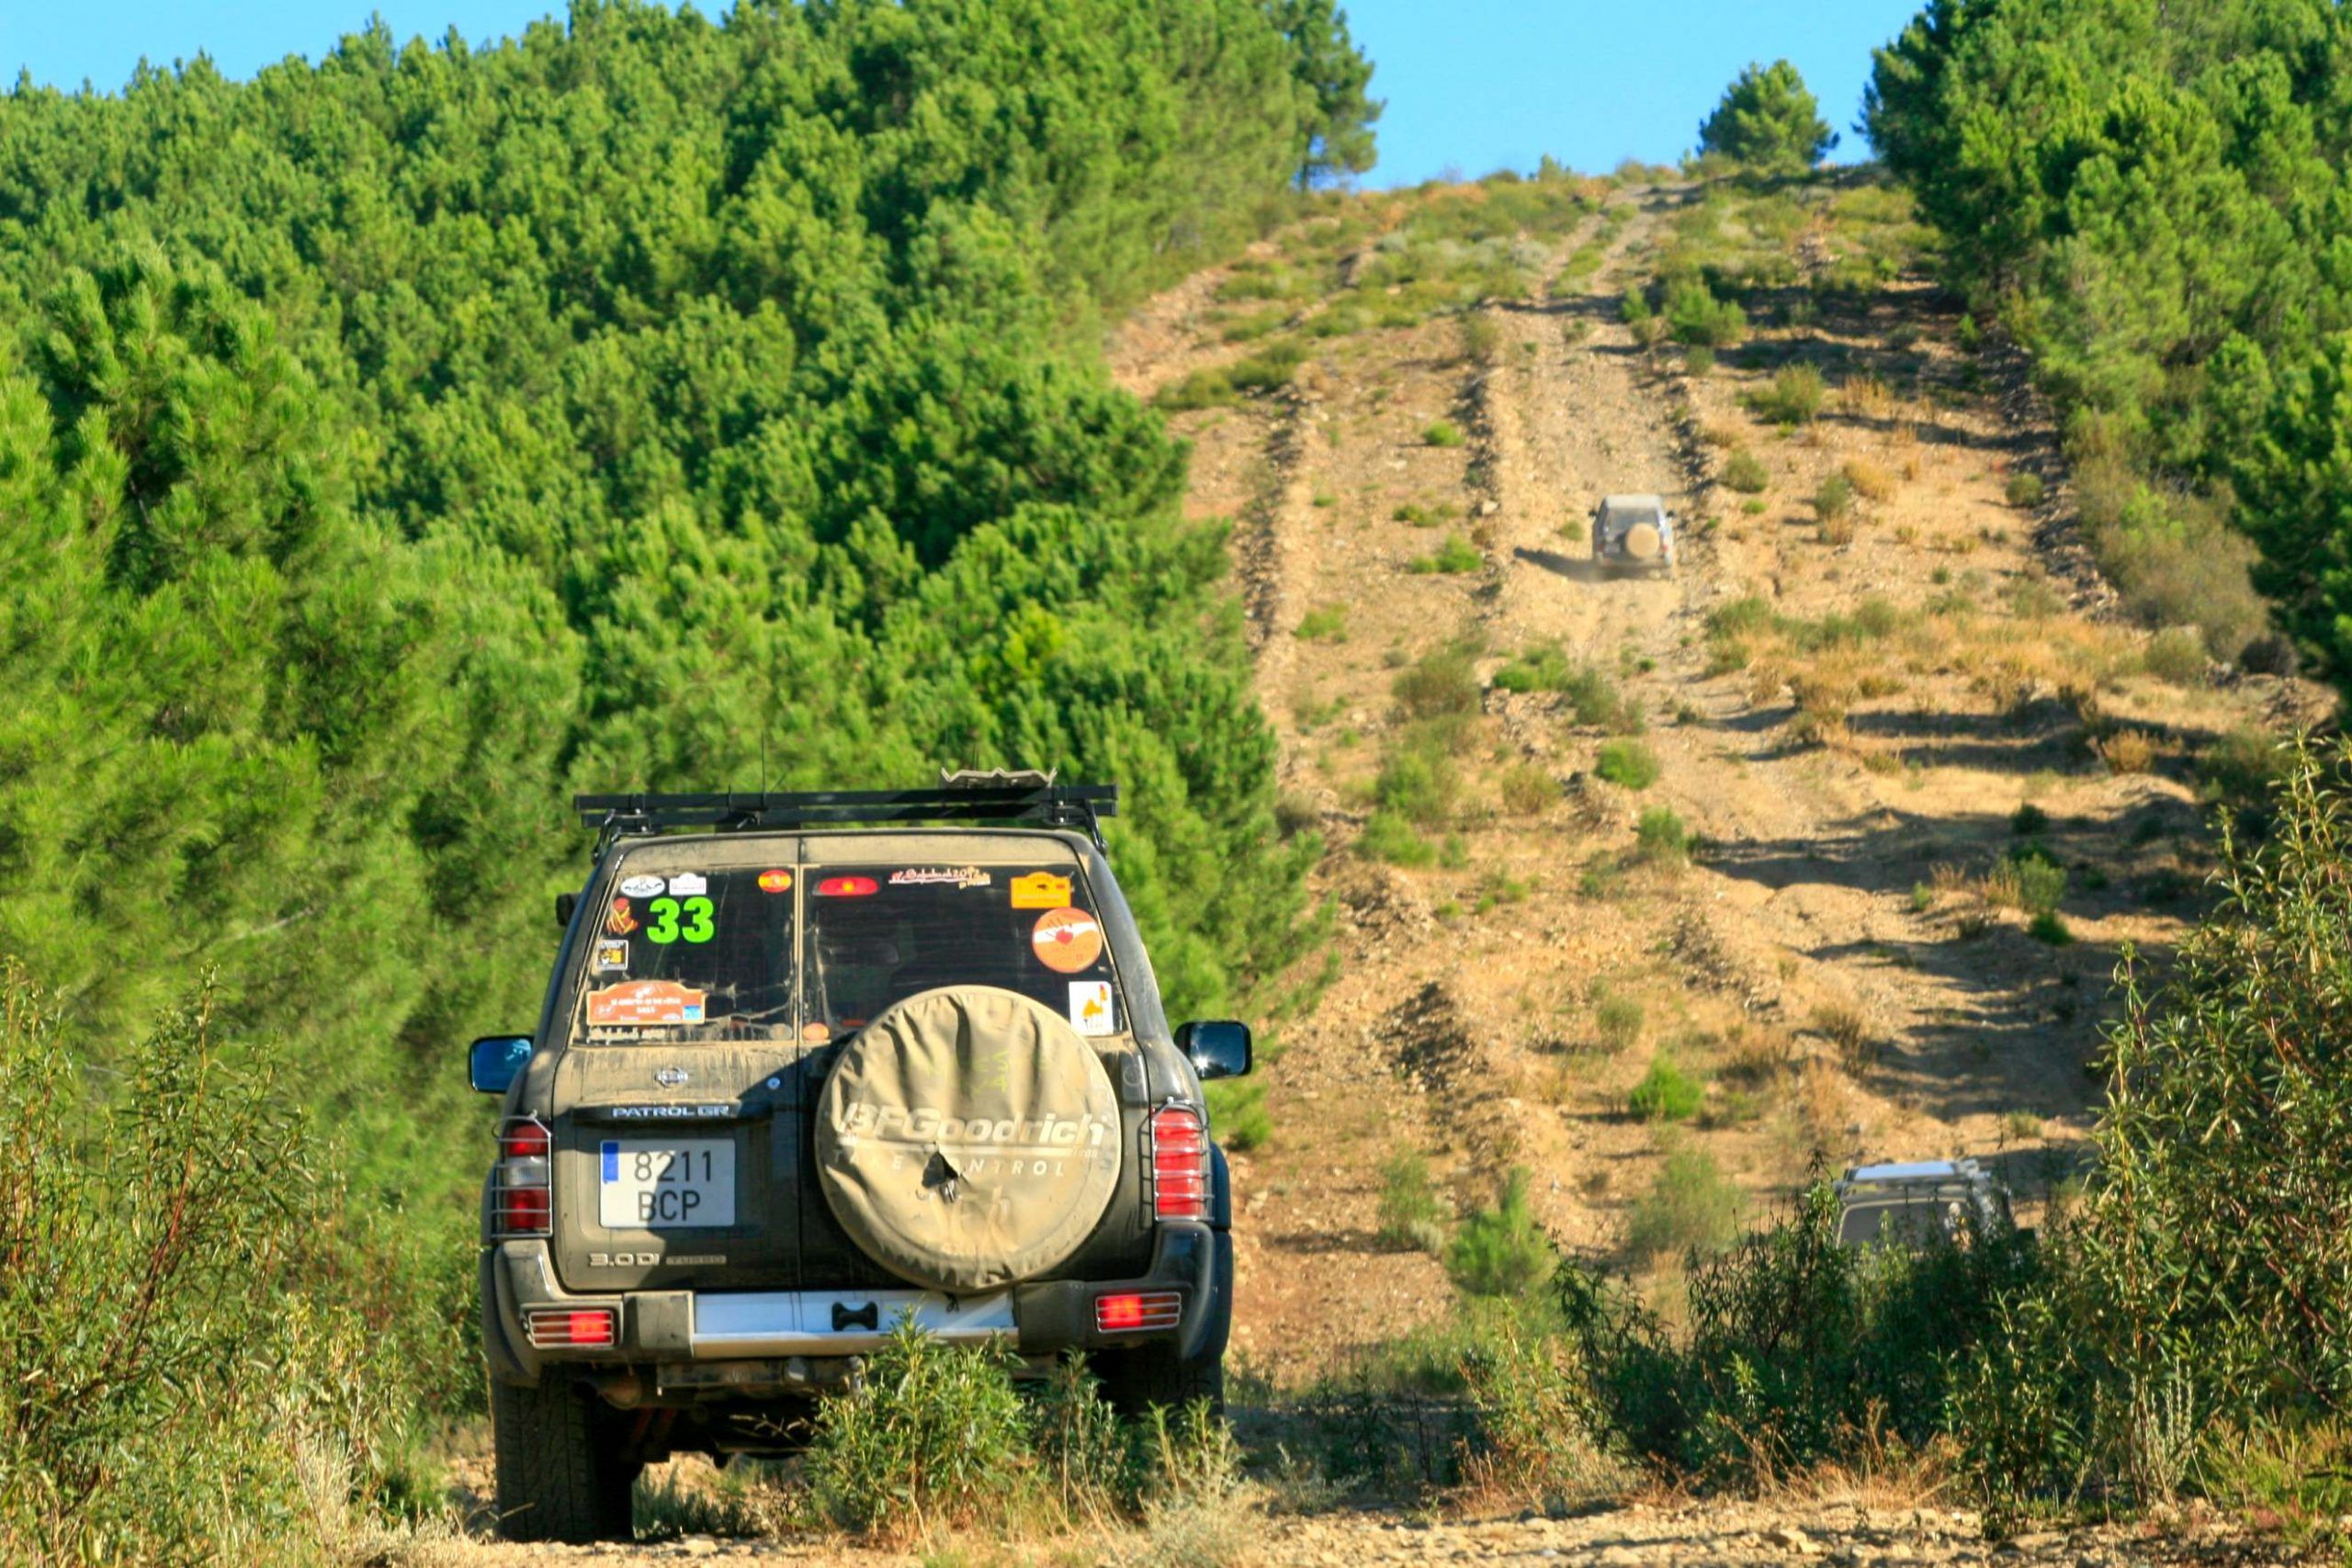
left=1175, top=1021, right=1252, bottom=1081
left=555, top=892, right=579, bottom=929
left=469, top=1035, right=534, bottom=1095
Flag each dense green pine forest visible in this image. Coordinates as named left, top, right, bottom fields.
left=0, top=0, right=1366, bottom=1458
left=1866, top=0, right=2352, bottom=675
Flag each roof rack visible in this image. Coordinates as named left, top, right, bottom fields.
left=574, top=775, right=1117, bottom=857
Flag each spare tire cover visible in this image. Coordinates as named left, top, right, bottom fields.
left=816, top=986, right=1123, bottom=1292
left=1623, top=522, right=1663, bottom=560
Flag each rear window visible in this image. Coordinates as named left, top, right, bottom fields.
left=805, top=864, right=1121, bottom=1041
left=574, top=865, right=798, bottom=1043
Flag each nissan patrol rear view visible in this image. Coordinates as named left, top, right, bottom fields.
left=466, top=780, right=1250, bottom=1543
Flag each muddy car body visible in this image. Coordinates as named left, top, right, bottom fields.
left=1589, top=493, right=1676, bottom=572
left=468, top=782, right=1250, bottom=1542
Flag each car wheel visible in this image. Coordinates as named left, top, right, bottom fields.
left=1096, top=1337, right=1227, bottom=1420
left=492, top=1376, right=640, bottom=1543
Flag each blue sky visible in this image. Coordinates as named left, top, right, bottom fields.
left=6, top=2, right=1922, bottom=182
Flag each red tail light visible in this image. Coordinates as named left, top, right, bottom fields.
left=1096, top=1290, right=1183, bottom=1333
left=501, top=1121, right=549, bottom=1160
left=493, top=1115, right=552, bottom=1238
left=1149, top=1105, right=1209, bottom=1223
left=524, top=1308, right=616, bottom=1348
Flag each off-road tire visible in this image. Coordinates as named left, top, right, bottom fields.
left=491, top=1376, right=639, bottom=1543
left=1098, top=1338, right=1227, bottom=1419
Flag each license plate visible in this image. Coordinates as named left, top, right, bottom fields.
left=599, top=1140, right=735, bottom=1229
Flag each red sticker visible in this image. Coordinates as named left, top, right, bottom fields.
left=605, top=897, right=639, bottom=937
left=759, top=869, right=793, bottom=894
left=586, top=980, right=707, bottom=1027
left=1031, top=907, right=1103, bottom=974
left=818, top=875, right=879, bottom=897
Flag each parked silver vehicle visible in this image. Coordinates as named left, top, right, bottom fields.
left=1590, top=493, right=1676, bottom=572
left=1834, top=1158, right=2012, bottom=1247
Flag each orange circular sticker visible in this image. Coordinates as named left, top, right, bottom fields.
left=759, top=869, right=793, bottom=893
left=1031, top=908, right=1103, bottom=974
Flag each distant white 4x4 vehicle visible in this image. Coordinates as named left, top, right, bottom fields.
left=1834, top=1158, right=2013, bottom=1247
left=1590, top=493, right=1676, bottom=573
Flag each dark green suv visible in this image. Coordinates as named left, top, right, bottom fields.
left=468, top=779, right=1250, bottom=1543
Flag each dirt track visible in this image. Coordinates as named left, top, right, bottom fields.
left=424, top=179, right=2317, bottom=1566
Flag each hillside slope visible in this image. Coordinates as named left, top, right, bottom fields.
left=1115, top=171, right=2321, bottom=1377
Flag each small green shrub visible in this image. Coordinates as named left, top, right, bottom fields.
left=1377, top=1149, right=1451, bottom=1254
left=1684, top=344, right=1716, bottom=376
left=1665, top=278, right=1747, bottom=348
left=1634, top=806, right=1690, bottom=865
left=1446, top=1168, right=1555, bottom=1297
left=1227, top=337, right=1310, bottom=393
left=1814, top=472, right=1855, bottom=523
left=1295, top=604, right=1348, bottom=641
left=1595, top=995, right=1645, bottom=1051
left=1623, top=1145, right=1742, bottom=1260
left=1628, top=1055, right=1703, bottom=1122
left=1457, top=311, right=1502, bottom=366
left=1723, top=449, right=1770, bottom=492
left=1424, top=420, right=1466, bottom=448
left=2010, top=851, right=2066, bottom=918
left=1376, top=744, right=1458, bottom=826
left=1392, top=643, right=1482, bottom=718
left=1498, top=762, right=1559, bottom=815
left=1594, top=739, right=1660, bottom=790
left=2005, top=471, right=2046, bottom=509
left=2142, top=626, right=2208, bottom=684
left=1409, top=534, right=1484, bottom=574
left=1619, top=285, right=1654, bottom=325
left=2026, top=910, right=2074, bottom=945
left=1746, top=364, right=1826, bottom=424
left=1154, top=367, right=1238, bottom=411
left=1359, top=809, right=1436, bottom=866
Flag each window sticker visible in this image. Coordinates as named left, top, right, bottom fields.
left=668, top=872, right=709, bottom=897
left=618, top=874, right=665, bottom=898
left=887, top=866, right=992, bottom=889
left=588, top=980, right=707, bottom=1028
left=817, top=875, right=879, bottom=897
left=594, top=938, right=629, bottom=973
left=1069, top=981, right=1114, bottom=1037
left=1031, top=908, right=1103, bottom=974
left=646, top=896, right=715, bottom=945
left=605, top=897, right=639, bottom=937
left=758, top=869, right=793, bottom=894
left=1010, top=872, right=1072, bottom=909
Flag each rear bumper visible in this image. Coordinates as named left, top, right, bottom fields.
left=482, top=1223, right=1221, bottom=1385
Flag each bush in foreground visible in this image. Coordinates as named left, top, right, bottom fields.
left=1954, top=740, right=2352, bottom=1520
left=807, top=1319, right=1238, bottom=1541
left=0, top=969, right=424, bottom=1562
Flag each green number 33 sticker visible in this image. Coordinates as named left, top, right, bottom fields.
left=647, top=896, right=715, bottom=944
